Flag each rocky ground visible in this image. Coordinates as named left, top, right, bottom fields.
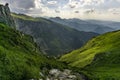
left=30, top=68, right=85, bottom=80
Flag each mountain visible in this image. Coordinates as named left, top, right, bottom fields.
left=12, top=13, right=98, bottom=56
left=86, top=20, right=120, bottom=30
left=49, top=17, right=115, bottom=34
left=60, top=30, right=120, bottom=79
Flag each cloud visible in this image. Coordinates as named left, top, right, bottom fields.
left=84, top=9, right=95, bottom=14
left=0, top=0, right=36, bottom=14
left=0, top=0, right=120, bottom=21
left=47, top=1, right=57, bottom=5
left=108, top=8, right=120, bottom=15
left=55, top=9, right=60, bottom=13
left=75, top=11, right=79, bottom=13
left=0, top=0, right=35, bottom=9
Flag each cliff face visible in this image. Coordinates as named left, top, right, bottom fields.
left=0, top=4, right=15, bottom=28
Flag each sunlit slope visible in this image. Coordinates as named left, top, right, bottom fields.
left=60, top=30, right=120, bottom=79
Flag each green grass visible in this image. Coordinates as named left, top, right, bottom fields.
left=0, top=23, right=66, bottom=80
left=60, top=30, right=120, bottom=79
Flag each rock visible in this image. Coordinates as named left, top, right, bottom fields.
left=39, top=72, right=44, bottom=77
left=49, top=69, right=61, bottom=77
left=63, top=69, right=71, bottom=75
left=29, top=79, right=34, bottom=80
left=46, top=77, right=50, bottom=80
left=68, top=75, right=76, bottom=79
left=48, top=69, right=78, bottom=80
left=0, top=4, right=15, bottom=28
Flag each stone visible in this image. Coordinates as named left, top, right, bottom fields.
left=0, top=4, right=15, bottom=28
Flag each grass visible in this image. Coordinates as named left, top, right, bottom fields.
left=0, top=23, right=67, bottom=80
left=60, top=30, right=120, bottom=79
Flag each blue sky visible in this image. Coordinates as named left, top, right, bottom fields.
left=0, top=0, right=120, bottom=21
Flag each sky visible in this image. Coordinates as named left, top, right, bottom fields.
left=0, top=0, right=120, bottom=21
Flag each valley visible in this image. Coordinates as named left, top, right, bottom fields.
left=0, top=3, right=120, bottom=80
left=12, top=13, right=98, bottom=56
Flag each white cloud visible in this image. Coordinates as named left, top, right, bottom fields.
left=0, top=0, right=120, bottom=21
left=47, top=1, right=57, bottom=5
left=108, top=8, right=120, bottom=15
left=34, top=0, right=42, bottom=9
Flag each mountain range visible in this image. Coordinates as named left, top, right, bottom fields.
left=12, top=13, right=98, bottom=56
left=49, top=17, right=115, bottom=34
left=86, top=20, right=120, bottom=30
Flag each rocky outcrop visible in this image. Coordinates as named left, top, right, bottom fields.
left=30, top=69, right=85, bottom=80
left=0, top=3, right=15, bottom=28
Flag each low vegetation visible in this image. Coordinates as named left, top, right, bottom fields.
left=60, top=30, right=120, bottom=79
left=0, top=23, right=66, bottom=80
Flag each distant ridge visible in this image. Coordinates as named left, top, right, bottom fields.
left=49, top=17, right=115, bottom=34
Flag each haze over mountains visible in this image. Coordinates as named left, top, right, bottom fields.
left=49, top=17, right=116, bottom=34
left=86, top=20, right=120, bottom=30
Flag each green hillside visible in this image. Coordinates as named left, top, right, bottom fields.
left=12, top=13, right=98, bottom=56
left=0, top=23, right=66, bottom=80
left=60, top=30, right=120, bottom=79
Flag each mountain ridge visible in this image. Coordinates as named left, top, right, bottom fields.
left=12, top=13, right=99, bottom=56
left=49, top=17, right=115, bottom=34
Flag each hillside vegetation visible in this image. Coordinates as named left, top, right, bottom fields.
left=60, top=30, right=120, bottom=79
left=12, top=13, right=98, bottom=56
left=0, top=23, right=66, bottom=80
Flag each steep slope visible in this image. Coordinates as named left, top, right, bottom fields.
left=60, top=30, right=120, bottom=79
left=0, top=23, right=67, bottom=80
left=50, top=17, right=115, bottom=34
left=12, top=13, right=98, bottom=56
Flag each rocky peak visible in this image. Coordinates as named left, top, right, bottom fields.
left=0, top=3, right=15, bottom=28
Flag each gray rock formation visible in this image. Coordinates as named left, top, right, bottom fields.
left=30, top=69, right=85, bottom=80
left=0, top=3, right=15, bottom=28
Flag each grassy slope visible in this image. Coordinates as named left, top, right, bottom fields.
left=0, top=23, right=66, bottom=80
left=60, top=30, right=120, bottom=79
